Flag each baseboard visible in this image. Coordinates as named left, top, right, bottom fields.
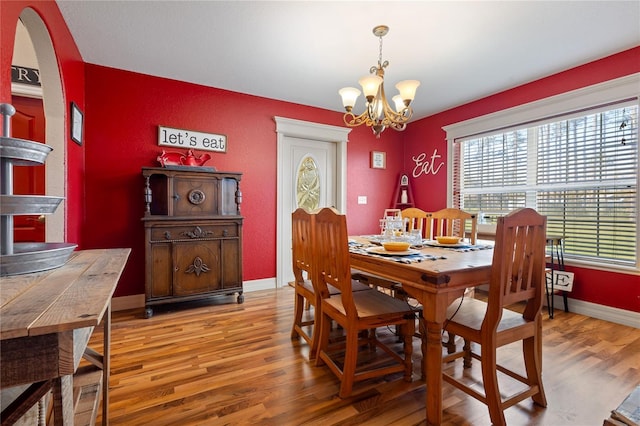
left=244, top=277, right=278, bottom=292
left=111, top=277, right=278, bottom=312
left=111, top=294, right=145, bottom=312
left=556, top=295, right=639, bottom=328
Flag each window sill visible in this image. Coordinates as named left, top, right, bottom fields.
left=564, top=258, right=640, bottom=276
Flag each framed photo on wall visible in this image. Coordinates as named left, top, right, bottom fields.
left=371, top=151, right=386, bottom=169
left=70, top=102, right=83, bottom=145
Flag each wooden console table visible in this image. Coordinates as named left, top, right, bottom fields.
left=1, top=248, right=130, bottom=425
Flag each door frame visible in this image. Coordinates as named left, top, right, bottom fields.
left=15, top=9, right=66, bottom=243
left=274, top=116, right=351, bottom=288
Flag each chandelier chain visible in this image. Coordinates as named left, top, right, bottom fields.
left=378, top=34, right=383, bottom=67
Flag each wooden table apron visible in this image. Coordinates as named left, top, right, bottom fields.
left=349, top=239, right=493, bottom=426
left=0, top=248, right=131, bottom=426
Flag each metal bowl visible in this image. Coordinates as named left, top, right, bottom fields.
left=0, top=242, right=77, bottom=276
left=0, top=136, right=53, bottom=166
left=0, top=195, right=64, bottom=215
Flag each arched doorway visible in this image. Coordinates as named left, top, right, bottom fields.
left=12, top=8, right=66, bottom=242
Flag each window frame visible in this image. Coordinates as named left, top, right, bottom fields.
left=443, top=73, right=640, bottom=273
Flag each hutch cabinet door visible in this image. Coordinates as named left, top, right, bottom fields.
left=149, top=243, right=172, bottom=298
left=173, top=176, right=218, bottom=216
left=173, top=241, right=222, bottom=296
left=221, top=238, right=242, bottom=288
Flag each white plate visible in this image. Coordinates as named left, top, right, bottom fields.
left=424, top=240, right=472, bottom=248
left=366, top=246, right=420, bottom=256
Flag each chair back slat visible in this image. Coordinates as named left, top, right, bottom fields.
left=401, top=207, right=431, bottom=239
left=486, top=208, right=547, bottom=326
left=315, top=207, right=357, bottom=319
left=430, top=208, right=477, bottom=244
left=291, top=208, right=314, bottom=285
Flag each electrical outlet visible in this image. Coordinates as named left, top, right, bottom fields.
left=357, top=196, right=367, bottom=205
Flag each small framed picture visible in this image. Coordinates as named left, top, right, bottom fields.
left=400, top=174, right=409, bottom=186
left=371, top=151, right=386, bottom=169
left=70, top=102, right=83, bottom=145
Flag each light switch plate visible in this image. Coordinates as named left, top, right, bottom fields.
left=357, top=196, right=367, bottom=204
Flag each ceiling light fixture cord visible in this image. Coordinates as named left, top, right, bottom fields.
left=338, top=25, right=420, bottom=138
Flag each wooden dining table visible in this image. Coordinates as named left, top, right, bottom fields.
left=349, top=237, right=494, bottom=426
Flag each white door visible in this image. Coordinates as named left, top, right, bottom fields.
left=286, top=138, right=336, bottom=210
left=275, top=117, right=351, bottom=287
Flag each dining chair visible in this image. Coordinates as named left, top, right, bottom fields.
left=290, top=208, right=370, bottom=360
left=430, top=207, right=478, bottom=244
left=400, top=207, right=432, bottom=239
left=313, top=207, right=416, bottom=398
left=429, top=208, right=479, bottom=352
left=442, top=208, right=548, bottom=426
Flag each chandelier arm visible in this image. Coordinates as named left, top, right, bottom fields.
left=378, top=83, right=412, bottom=124
left=343, top=111, right=375, bottom=128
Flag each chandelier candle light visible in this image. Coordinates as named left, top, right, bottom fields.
left=339, top=25, right=420, bottom=138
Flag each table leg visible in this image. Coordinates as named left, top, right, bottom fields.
left=102, top=303, right=111, bottom=425
left=51, top=375, right=73, bottom=426
left=425, top=319, right=444, bottom=426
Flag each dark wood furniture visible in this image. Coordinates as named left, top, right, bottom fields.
left=0, top=248, right=130, bottom=426
left=349, top=236, right=494, bottom=425
left=142, top=167, right=243, bottom=318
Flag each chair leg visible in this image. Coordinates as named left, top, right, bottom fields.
left=481, top=345, right=506, bottom=426
left=463, top=339, right=472, bottom=369
left=308, top=301, right=321, bottom=360
left=445, top=331, right=456, bottom=354
left=402, top=318, right=414, bottom=382
left=367, top=328, right=376, bottom=350
left=314, top=312, right=332, bottom=367
left=339, top=328, right=359, bottom=398
left=291, top=292, right=304, bottom=339
left=523, top=333, right=547, bottom=407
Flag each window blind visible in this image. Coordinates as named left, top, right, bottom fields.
left=453, top=103, right=638, bottom=266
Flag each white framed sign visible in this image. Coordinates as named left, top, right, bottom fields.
left=546, top=270, right=575, bottom=292
left=371, top=151, right=386, bottom=169
left=158, top=125, right=227, bottom=153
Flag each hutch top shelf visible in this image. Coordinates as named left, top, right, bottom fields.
left=142, top=167, right=242, bottom=219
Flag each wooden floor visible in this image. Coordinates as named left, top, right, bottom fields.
left=89, top=287, right=640, bottom=425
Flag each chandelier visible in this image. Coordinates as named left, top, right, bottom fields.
left=339, top=25, right=420, bottom=138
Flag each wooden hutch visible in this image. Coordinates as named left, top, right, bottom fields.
left=142, top=167, right=243, bottom=318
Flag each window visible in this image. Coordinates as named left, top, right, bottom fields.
left=445, top=75, right=639, bottom=269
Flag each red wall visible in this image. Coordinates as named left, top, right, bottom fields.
left=402, top=47, right=640, bottom=312
left=83, top=65, right=404, bottom=297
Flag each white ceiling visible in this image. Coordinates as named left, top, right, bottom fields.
left=55, top=1, right=640, bottom=121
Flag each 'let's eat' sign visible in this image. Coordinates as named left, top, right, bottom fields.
left=158, top=126, right=227, bottom=153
